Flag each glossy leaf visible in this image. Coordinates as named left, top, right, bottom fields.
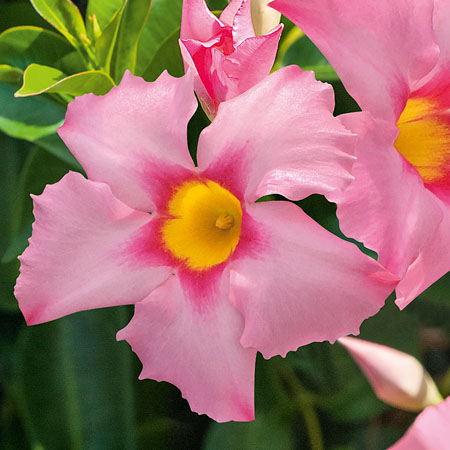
left=0, top=82, right=78, bottom=167
left=135, top=0, right=182, bottom=75
left=142, top=27, right=183, bottom=81
left=2, top=147, right=76, bottom=265
left=86, top=0, right=124, bottom=31
left=112, top=0, right=152, bottom=82
left=15, top=307, right=137, bottom=450
left=29, top=0, right=88, bottom=49
left=16, top=64, right=115, bottom=97
left=95, top=1, right=127, bottom=73
left=0, top=65, right=22, bottom=85
left=0, top=26, right=85, bottom=74
left=1, top=1, right=50, bottom=33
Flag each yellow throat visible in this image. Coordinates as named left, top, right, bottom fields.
left=161, top=179, right=242, bottom=270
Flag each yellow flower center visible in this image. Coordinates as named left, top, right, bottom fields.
left=395, top=97, right=450, bottom=184
left=161, top=179, right=242, bottom=270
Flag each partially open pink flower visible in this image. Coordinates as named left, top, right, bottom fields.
left=339, top=337, right=442, bottom=412
left=15, top=67, right=397, bottom=422
left=389, top=396, right=450, bottom=449
left=272, top=0, right=450, bottom=308
left=180, top=0, right=283, bottom=119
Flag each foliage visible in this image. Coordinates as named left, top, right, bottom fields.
left=0, top=0, right=448, bottom=449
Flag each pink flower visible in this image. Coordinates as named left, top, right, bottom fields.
left=339, top=337, right=442, bottom=412
left=389, top=396, right=450, bottom=449
left=272, top=0, right=450, bottom=308
left=15, top=67, right=397, bottom=422
left=179, top=0, right=283, bottom=119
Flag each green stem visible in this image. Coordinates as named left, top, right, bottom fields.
left=279, top=363, right=324, bottom=450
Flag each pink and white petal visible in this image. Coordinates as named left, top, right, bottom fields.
left=231, top=0, right=255, bottom=46
left=117, top=273, right=256, bottom=422
left=220, top=0, right=244, bottom=26
left=389, top=397, right=450, bottom=450
left=339, top=337, right=443, bottom=412
left=230, top=201, right=398, bottom=359
left=329, top=112, right=444, bottom=280
left=180, top=0, right=223, bottom=41
left=198, top=66, right=356, bottom=203
left=15, top=172, right=172, bottom=325
left=271, top=0, right=439, bottom=121
left=224, top=24, right=283, bottom=94
left=58, top=71, right=197, bottom=212
left=396, top=202, right=450, bottom=309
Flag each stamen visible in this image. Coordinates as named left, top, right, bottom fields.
left=215, top=213, right=234, bottom=230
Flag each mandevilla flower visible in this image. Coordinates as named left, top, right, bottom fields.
left=339, top=337, right=443, bottom=412
left=272, top=0, right=450, bottom=308
left=15, top=67, right=397, bottom=422
left=389, top=396, right=450, bottom=450
left=179, top=0, right=283, bottom=119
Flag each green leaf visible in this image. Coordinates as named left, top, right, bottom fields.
left=280, top=31, right=339, bottom=82
left=0, top=26, right=85, bottom=74
left=135, top=0, right=182, bottom=76
left=142, top=27, right=183, bottom=81
left=95, top=2, right=127, bottom=73
left=29, top=0, right=88, bottom=50
left=0, top=65, right=23, bottom=85
left=111, top=0, right=152, bottom=81
left=86, top=0, right=124, bottom=31
left=15, top=307, right=137, bottom=450
left=204, top=413, right=294, bottom=450
left=1, top=146, right=76, bottom=265
left=0, top=1, right=51, bottom=33
left=0, top=82, right=78, bottom=167
left=16, top=64, right=115, bottom=97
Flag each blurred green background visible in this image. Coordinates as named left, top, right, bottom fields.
left=0, top=0, right=449, bottom=449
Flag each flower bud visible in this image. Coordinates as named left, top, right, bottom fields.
left=251, top=0, right=282, bottom=36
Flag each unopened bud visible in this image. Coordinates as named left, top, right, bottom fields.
left=251, top=0, right=281, bottom=36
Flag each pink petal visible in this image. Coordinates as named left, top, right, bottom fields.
left=220, top=0, right=244, bottom=26
left=271, top=0, right=439, bottom=121
left=180, top=0, right=223, bottom=41
left=389, top=397, right=450, bottom=450
left=339, top=337, right=443, bottom=412
left=230, top=0, right=255, bottom=46
left=328, top=112, right=444, bottom=280
left=15, top=172, right=172, bottom=325
left=396, top=204, right=450, bottom=309
left=198, top=65, right=356, bottom=203
left=229, top=201, right=398, bottom=359
left=58, top=71, right=197, bottom=212
left=117, top=274, right=256, bottom=422
left=224, top=24, right=283, bottom=95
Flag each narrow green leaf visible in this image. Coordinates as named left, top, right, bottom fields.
left=135, top=0, right=182, bottom=76
left=142, top=27, right=183, bottom=81
left=86, top=0, right=124, bottom=31
left=16, top=64, right=115, bottom=97
left=0, top=82, right=78, bottom=166
left=112, top=0, right=152, bottom=81
left=29, top=0, right=88, bottom=50
left=95, top=2, right=127, bottom=73
left=0, top=26, right=85, bottom=74
left=0, top=65, right=23, bottom=85
left=15, top=308, right=137, bottom=450
left=303, top=65, right=339, bottom=82
left=1, top=146, right=75, bottom=265
left=1, top=1, right=50, bottom=33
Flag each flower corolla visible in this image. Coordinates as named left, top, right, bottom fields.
left=272, top=0, right=450, bottom=308
left=180, top=0, right=283, bottom=119
left=15, top=67, right=397, bottom=422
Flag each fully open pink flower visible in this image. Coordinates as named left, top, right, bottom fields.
left=389, top=396, right=450, bottom=449
left=180, top=0, right=283, bottom=119
left=15, top=67, right=397, bottom=422
left=272, top=0, right=450, bottom=308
